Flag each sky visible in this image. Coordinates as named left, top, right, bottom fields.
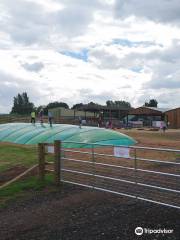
left=0, top=0, right=180, bottom=113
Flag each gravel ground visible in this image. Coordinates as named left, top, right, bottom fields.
left=0, top=184, right=179, bottom=240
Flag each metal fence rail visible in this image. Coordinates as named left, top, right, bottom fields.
left=59, top=141, right=180, bottom=209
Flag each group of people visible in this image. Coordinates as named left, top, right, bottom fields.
left=30, top=109, right=53, bottom=127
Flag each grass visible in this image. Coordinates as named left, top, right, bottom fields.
left=0, top=174, right=55, bottom=207
left=0, top=143, right=53, bottom=172
left=0, top=143, right=55, bottom=207
left=0, top=144, right=37, bottom=172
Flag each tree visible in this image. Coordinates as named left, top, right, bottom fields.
left=36, top=101, right=69, bottom=115
left=114, top=101, right=131, bottom=108
left=106, top=100, right=131, bottom=108
left=36, top=105, right=47, bottom=115
left=106, top=100, right=114, bottom=107
left=144, top=99, right=158, bottom=107
left=87, top=102, right=97, bottom=107
left=11, top=92, right=34, bottom=114
left=72, top=103, right=84, bottom=109
left=46, top=101, right=69, bottom=110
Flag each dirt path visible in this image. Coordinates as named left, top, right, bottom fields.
left=118, top=129, right=180, bottom=149
left=0, top=184, right=179, bottom=240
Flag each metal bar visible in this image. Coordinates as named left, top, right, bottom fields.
left=62, top=157, right=180, bottom=177
left=130, top=146, right=180, bottom=152
left=63, top=149, right=91, bottom=155
left=54, top=140, right=61, bottom=185
left=63, top=149, right=134, bottom=161
left=62, top=141, right=180, bottom=153
left=62, top=168, right=135, bottom=184
left=62, top=157, right=134, bottom=171
left=136, top=157, right=180, bottom=165
left=63, top=149, right=180, bottom=165
left=61, top=180, right=136, bottom=199
left=62, top=168, right=180, bottom=193
left=92, top=144, right=95, bottom=189
left=61, top=180, right=180, bottom=210
left=137, top=182, right=180, bottom=193
left=136, top=168, right=180, bottom=178
left=134, top=148, right=138, bottom=199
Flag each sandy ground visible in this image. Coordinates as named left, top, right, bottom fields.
left=119, top=128, right=180, bottom=148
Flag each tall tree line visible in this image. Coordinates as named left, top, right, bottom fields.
left=10, top=92, right=158, bottom=114
left=11, top=92, right=34, bottom=114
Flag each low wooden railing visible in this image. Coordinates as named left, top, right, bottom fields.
left=38, top=140, right=61, bottom=185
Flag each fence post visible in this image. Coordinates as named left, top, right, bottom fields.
left=134, top=148, right=138, bottom=201
left=54, top=140, right=61, bottom=185
left=38, top=143, right=45, bottom=181
left=92, top=144, right=95, bottom=189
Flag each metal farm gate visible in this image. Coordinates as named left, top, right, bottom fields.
left=42, top=141, right=180, bottom=209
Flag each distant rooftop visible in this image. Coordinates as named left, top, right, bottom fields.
left=145, top=107, right=171, bottom=113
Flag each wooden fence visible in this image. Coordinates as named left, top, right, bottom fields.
left=0, top=115, right=49, bottom=124
left=38, top=140, right=61, bottom=185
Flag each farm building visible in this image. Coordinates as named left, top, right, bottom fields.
left=49, top=107, right=99, bottom=123
left=78, top=104, right=131, bottom=120
left=165, top=107, right=180, bottom=129
left=49, top=106, right=131, bottom=126
left=127, top=106, right=170, bottom=127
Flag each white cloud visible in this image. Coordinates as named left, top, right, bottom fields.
left=22, top=62, right=44, bottom=72
left=0, top=0, right=180, bottom=113
left=0, top=70, right=40, bottom=112
left=115, top=0, right=180, bottom=25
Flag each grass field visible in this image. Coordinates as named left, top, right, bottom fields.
left=0, top=143, right=54, bottom=206
left=0, top=143, right=37, bottom=172
left=0, top=175, right=54, bottom=207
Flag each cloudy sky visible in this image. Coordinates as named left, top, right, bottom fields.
left=0, top=0, right=180, bottom=113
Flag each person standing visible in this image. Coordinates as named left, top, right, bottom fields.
left=30, top=111, right=36, bottom=125
left=108, top=120, right=112, bottom=129
left=162, top=121, right=167, bottom=133
left=98, top=116, right=102, bottom=128
left=39, top=109, right=44, bottom=126
left=48, top=111, right=53, bottom=127
left=79, top=116, right=82, bottom=129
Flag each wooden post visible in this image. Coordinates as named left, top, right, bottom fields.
left=54, top=140, right=61, bottom=185
left=38, top=143, right=45, bottom=181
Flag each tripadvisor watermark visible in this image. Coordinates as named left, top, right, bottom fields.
left=135, top=227, right=174, bottom=236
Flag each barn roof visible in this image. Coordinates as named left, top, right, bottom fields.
left=129, top=106, right=170, bottom=115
